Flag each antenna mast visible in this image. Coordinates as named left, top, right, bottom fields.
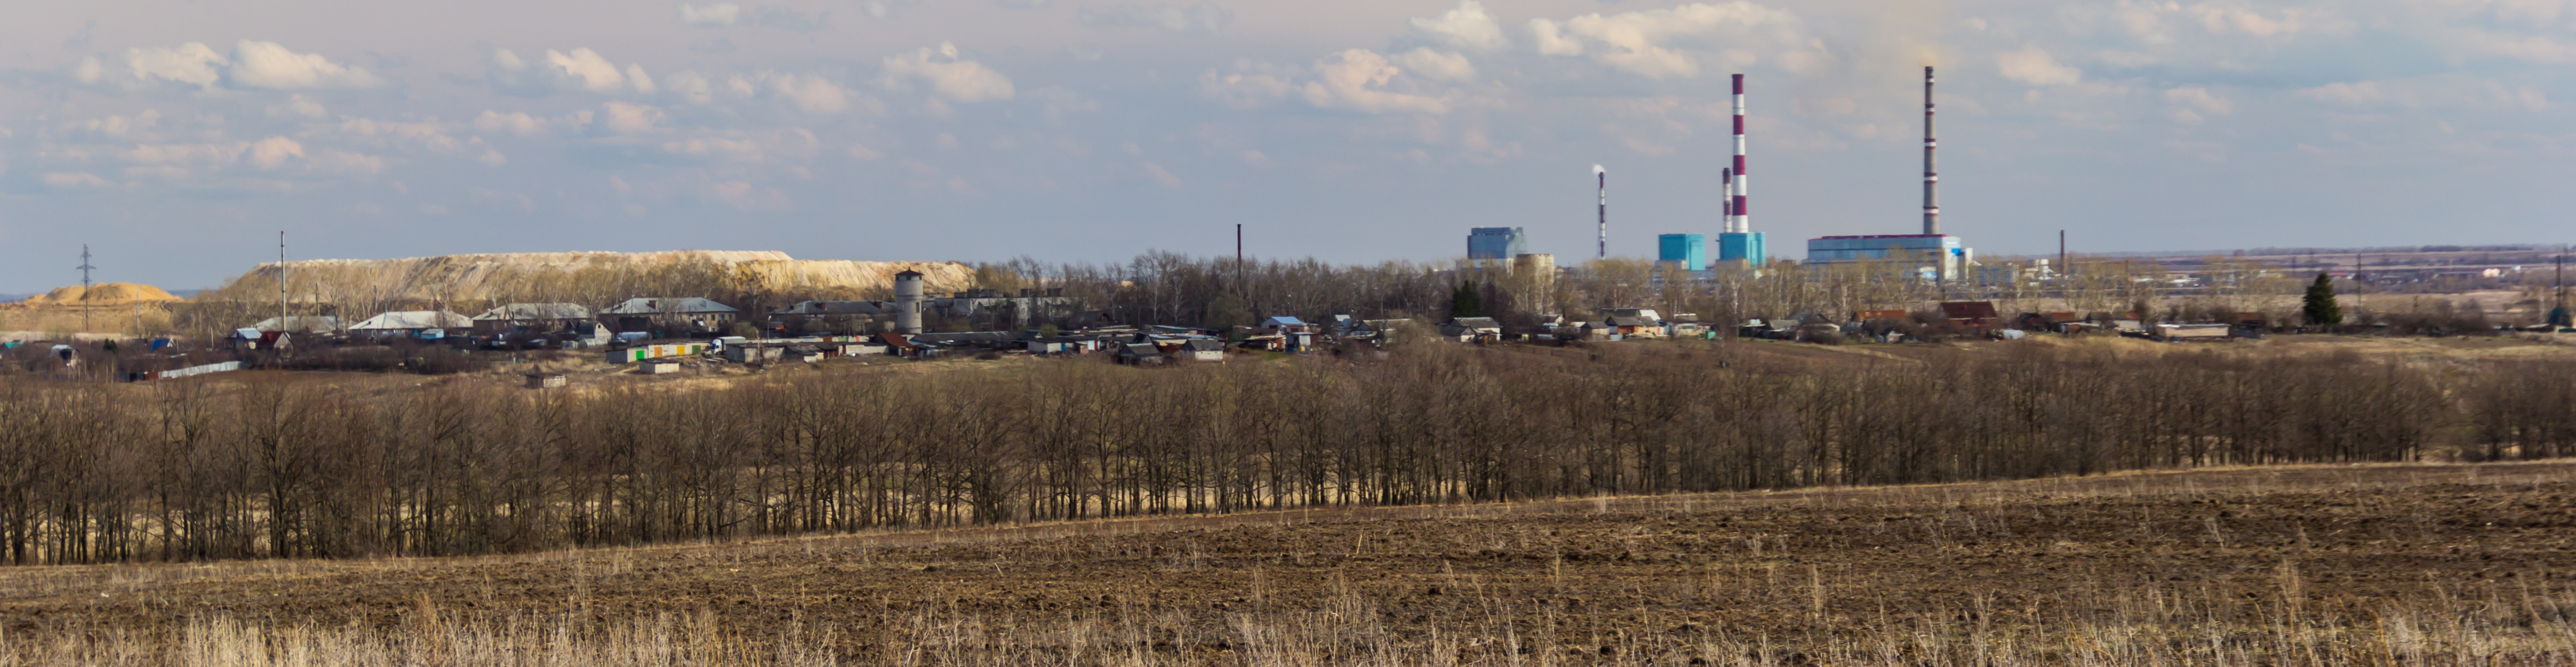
left=279, top=231, right=288, bottom=337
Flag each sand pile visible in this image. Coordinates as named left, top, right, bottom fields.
left=20, top=282, right=183, bottom=306
left=229, top=250, right=980, bottom=303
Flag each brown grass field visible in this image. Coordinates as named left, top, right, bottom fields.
left=5, top=460, right=2576, bottom=666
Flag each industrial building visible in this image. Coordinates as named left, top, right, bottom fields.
left=1658, top=234, right=1707, bottom=271
left=1804, top=66, right=1974, bottom=280
left=1468, top=227, right=1527, bottom=260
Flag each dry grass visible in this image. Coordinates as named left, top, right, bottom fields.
left=6, top=461, right=2576, bottom=666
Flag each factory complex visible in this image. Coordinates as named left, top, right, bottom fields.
left=1481, top=67, right=1983, bottom=281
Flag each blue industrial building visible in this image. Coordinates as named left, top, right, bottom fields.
left=1716, top=232, right=1764, bottom=265
left=1657, top=234, right=1707, bottom=271
left=1805, top=234, right=1973, bottom=280
left=1467, top=227, right=1527, bottom=260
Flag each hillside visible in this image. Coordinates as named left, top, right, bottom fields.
left=223, top=250, right=983, bottom=304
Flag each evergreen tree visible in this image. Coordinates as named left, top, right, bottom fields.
left=2302, top=273, right=2342, bottom=330
left=1448, top=281, right=1483, bottom=319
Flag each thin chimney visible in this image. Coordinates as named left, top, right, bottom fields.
left=1923, top=66, right=1939, bottom=236
left=1731, top=74, right=1748, bottom=235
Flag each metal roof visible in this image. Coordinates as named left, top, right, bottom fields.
left=599, top=297, right=739, bottom=315
left=473, top=303, right=591, bottom=321
left=348, top=311, right=474, bottom=331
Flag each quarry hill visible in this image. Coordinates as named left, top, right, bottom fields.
left=14, top=282, right=182, bottom=307
left=228, top=250, right=980, bottom=303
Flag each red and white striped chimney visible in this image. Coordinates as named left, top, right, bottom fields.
left=1730, top=74, right=1748, bottom=235
left=1720, top=167, right=1732, bottom=226
left=1923, top=66, right=1939, bottom=236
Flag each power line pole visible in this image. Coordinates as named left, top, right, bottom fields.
left=76, top=245, right=96, bottom=335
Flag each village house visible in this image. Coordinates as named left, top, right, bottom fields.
left=347, top=311, right=474, bottom=338
left=599, top=297, right=739, bottom=334
left=472, top=303, right=592, bottom=336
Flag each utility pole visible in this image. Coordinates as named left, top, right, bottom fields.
left=279, top=232, right=288, bottom=342
left=76, top=245, right=96, bottom=334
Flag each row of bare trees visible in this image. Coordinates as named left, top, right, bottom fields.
left=2, top=341, right=2566, bottom=565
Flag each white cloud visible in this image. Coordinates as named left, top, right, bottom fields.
left=881, top=43, right=1015, bottom=102
left=227, top=40, right=386, bottom=88
left=474, top=110, right=551, bottom=136
left=1396, top=48, right=1476, bottom=82
left=602, top=101, right=665, bottom=134
left=249, top=136, right=305, bottom=169
left=44, top=172, right=111, bottom=188
left=1996, top=46, right=2081, bottom=86
left=123, top=42, right=226, bottom=87
left=1077, top=2, right=1233, bottom=34
left=1412, top=0, right=1507, bottom=51
left=107, top=41, right=382, bottom=90
left=767, top=73, right=850, bottom=113
left=664, top=137, right=766, bottom=161
left=1302, top=49, right=1449, bottom=115
left=1523, top=3, right=1803, bottom=79
left=679, top=2, right=742, bottom=26
left=546, top=48, right=628, bottom=92
left=485, top=46, right=656, bottom=95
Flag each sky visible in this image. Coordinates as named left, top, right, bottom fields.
left=0, top=0, right=2571, bottom=292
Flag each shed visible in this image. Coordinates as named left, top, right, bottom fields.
left=253, top=316, right=342, bottom=334
left=1938, top=301, right=2000, bottom=331
left=1116, top=342, right=1166, bottom=365
left=2154, top=324, right=2233, bottom=341
left=787, top=345, right=824, bottom=363
left=525, top=373, right=568, bottom=389
left=639, top=358, right=682, bottom=374
left=1177, top=338, right=1226, bottom=362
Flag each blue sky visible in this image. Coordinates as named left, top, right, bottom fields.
left=0, top=0, right=2570, bottom=291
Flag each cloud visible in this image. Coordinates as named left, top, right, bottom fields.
left=269, top=94, right=329, bottom=119
left=485, top=45, right=655, bottom=95
left=1395, top=48, right=1475, bottom=82
left=704, top=180, right=792, bottom=211
left=602, top=101, right=665, bottom=134
left=679, top=2, right=742, bottom=26
left=474, top=110, right=552, bottom=136
left=1302, top=49, right=1449, bottom=115
left=102, top=40, right=384, bottom=90
left=1996, top=46, right=2081, bottom=86
left=1524, top=2, right=1804, bottom=79
left=1200, top=62, right=1295, bottom=109
left=1413, top=0, right=1507, bottom=51
left=43, top=172, right=110, bottom=188
left=122, top=42, right=226, bottom=87
left=228, top=40, right=387, bottom=88
left=2163, top=86, right=2231, bottom=123
left=249, top=136, right=305, bottom=169
left=2299, top=81, right=2383, bottom=105
left=1142, top=162, right=1182, bottom=188
left=881, top=43, right=1014, bottom=102
left=1077, top=2, right=1233, bottom=34
left=765, top=73, right=850, bottom=113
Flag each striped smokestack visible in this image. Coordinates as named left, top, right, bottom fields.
left=1720, top=167, right=1732, bottom=226
left=1594, top=165, right=1607, bottom=259
left=1923, top=66, right=1939, bottom=236
left=1731, top=74, right=1747, bottom=234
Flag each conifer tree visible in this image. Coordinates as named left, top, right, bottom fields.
left=2302, top=273, right=2341, bottom=330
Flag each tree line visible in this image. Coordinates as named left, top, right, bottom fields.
left=2, top=341, right=2568, bottom=566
